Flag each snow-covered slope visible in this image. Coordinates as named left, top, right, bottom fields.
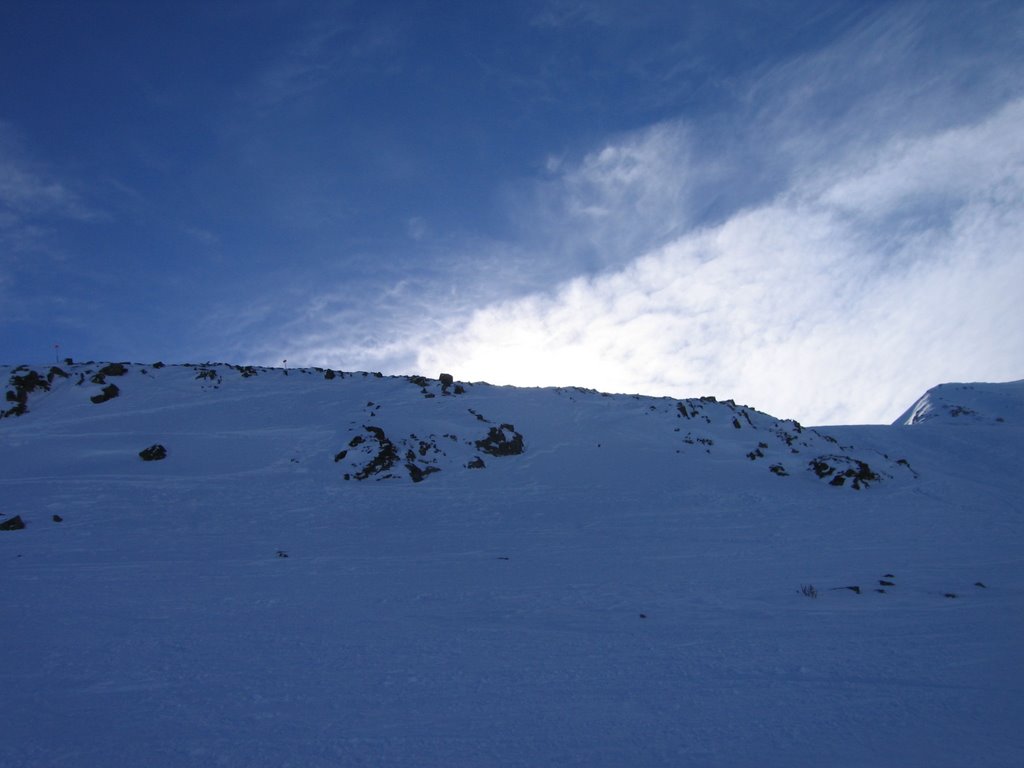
left=0, top=361, right=911, bottom=490
left=2, top=362, right=1022, bottom=767
left=893, top=379, right=1024, bottom=426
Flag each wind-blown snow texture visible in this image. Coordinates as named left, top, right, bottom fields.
left=2, top=362, right=1022, bottom=767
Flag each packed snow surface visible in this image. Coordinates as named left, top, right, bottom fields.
left=2, top=362, right=1022, bottom=767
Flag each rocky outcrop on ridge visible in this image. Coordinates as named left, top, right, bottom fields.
left=0, top=360, right=926, bottom=489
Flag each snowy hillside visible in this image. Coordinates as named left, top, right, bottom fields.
left=893, top=379, right=1024, bottom=426
left=2, top=362, right=1022, bottom=767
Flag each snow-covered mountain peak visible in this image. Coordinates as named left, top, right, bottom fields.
left=893, top=379, right=1024, bottom=426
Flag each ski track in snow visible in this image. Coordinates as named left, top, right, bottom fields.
left=1, top=363, right=1022, bottom=767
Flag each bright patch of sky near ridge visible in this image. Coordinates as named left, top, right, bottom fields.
left=1, top=1, right=1021, bottom=424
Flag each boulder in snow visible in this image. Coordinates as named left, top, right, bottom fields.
left=139, top=444, right=167, bottom=461
left=0, top=515, right=26, bottom=531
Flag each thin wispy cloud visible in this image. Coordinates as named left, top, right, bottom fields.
left=529, top=0, right=615, bottom=29
left=0, top=123, right=101, bottom=317
left=528, top=122, right=696, bottom=271
left=239, top=9, right=402, bottom=115
left=0, top=124, right=97, bottom=240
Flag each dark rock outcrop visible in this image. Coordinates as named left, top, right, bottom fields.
left=809, top=456, right=880, bottom=489
left=2, top=368, right=52, bottom=417
left=98, top=362, right=128, bottom=377
left=90, top=384, right=120, bottom=404
left=475, top=424, right=525, bottom=456
left=139, top=444, right=167, bottom=461
left=406, top=463, right=441, bottom=483
left=353, top=426, right=399, bottom=480
left=0, top=515, right=26, bottom=531
left=90, top=363, right=128, bottom=385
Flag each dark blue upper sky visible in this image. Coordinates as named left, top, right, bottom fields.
left=2, top=1, right=1022, bottom=423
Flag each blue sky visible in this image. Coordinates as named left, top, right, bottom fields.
left=2, top=0, right=1022, bottom=424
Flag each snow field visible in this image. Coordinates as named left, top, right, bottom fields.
left=1, top=363, right=1021, bottom=766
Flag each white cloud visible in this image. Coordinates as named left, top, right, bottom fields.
left=819, top=102, right=1024, bottom=221
left=245, top=3, right=1024, bottom=425
left=258, top=96, right=1023, bottom=423
left=415, top=99, right=1024, bottom=424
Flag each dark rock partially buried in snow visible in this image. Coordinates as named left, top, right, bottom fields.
left=90, top=362, right=128, bottom=385
left=100, top=362, right=128, bottom=376
left=406, top=463, right=441, bottom=483
left=475, top=424, right=525, bottom=456
left=808, top=456, right=880, bottom=489
left=353, top=426, right=400, bottom=480
left=0, top=515, right=26, bottom=531
left=90, top=383, right=120, bottom=404
left=139, top=444, right=168, bottom=461
left=2, top=368, right=52, bottom=417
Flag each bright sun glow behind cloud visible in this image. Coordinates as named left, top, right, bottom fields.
left=273, top=92, right=1023, bottom=425
left=230, top=4, right=1023, bottom=426
left=417, top=99, right=1024, bottom=424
